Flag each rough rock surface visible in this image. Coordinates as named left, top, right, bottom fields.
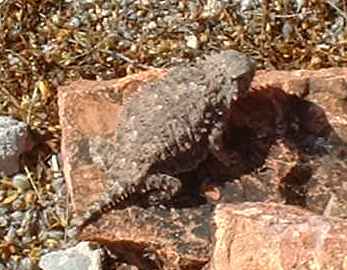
left=58, top=69, right=167, bottom=214
left=0, top=116, right=32, bottom=176
left=59, top=66, right=347, bottom=269
left=253, top=69, right=347, bottom=218
left=39, top=241, right=102, bottom=270
left=80, top=205, right=212, bottom=269
left=208, top=203, right=347, bottom=270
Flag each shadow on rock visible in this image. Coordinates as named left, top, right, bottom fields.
left=196, top=86, right=347, bottom=219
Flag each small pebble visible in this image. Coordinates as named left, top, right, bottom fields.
left=46, top=230, right=65, bottom=240
left=202, top=0, right=224, bottom=18
left=69, top=17, right=81, bottom=28
left=39, top=242, right=103, bottom=270
left=0, top=216, right=9, bottom=227
left=12, top=174, right=31, bottom=191
left=7, top=54, right=20, bottom=66
left=19, top=257, right=33, bottom=270
left=10, top=210, right=24, bottom=224
left=5, top=225, right=17, bottom=241
left=147, top=21, right=157, bottom=30
left=0, top=206, right=9, bottom=215
left=0, top=116, right=31, bottom=175
left=185, top=34, right=199, bottom=49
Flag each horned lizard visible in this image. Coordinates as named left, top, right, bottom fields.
left=76, top=50, right=255, bottom=229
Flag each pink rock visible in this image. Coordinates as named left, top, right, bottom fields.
left=58, top=69, right=167, bottom=214
left=208, top=203, right=347, bottom=270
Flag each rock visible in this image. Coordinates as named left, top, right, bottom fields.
left=59, top=67, right=347, bottom=268
left=202, top=0, right=225, bottom=18
left=203, top=70, right=347, bottom=220
left=200, top=87, right=295, bottom=205
left=80, top=205, right=211, bottom=269
left=39, top=241, right=102, bottom=270
left=202, top=78, right=347, bottom=219
left=12, top=173, right=31, bottom=191
left=252, top=69, right=347, bottom=218
left=58, top=68, right=167, bottom=214
left=185, top=34, right=199, bottom=49
left=0, top=116, right=32, bottom=176
left=208, top=203, right=347, bottom=270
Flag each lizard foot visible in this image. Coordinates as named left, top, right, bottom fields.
left=145, top=173, right=182, bottom=205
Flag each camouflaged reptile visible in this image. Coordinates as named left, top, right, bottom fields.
left=76, top=50, right=255, bottom=229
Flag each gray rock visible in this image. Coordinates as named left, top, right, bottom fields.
left=39, top=242, right=102, bottom=270
left=202, top=0, right=226, bottom=18
left=185, top=34, right=199, bottom=49
left=239, top=0, right=260, bottom=12
left=19, top=257, right=34, bottom=270
left=0, top=116, right=32, bottom=176
left=12, top=173, right=32, bottom=190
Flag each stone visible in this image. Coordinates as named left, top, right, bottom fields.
left=185, top=34, right=199, bottom=49
left=203, top=70, right=347, bottom=219
left=0, top=116, right=32, bottom=176
left=39, top=241, right=102, bottom=270
left=12, top=173, right=31, bottom=191
left=252, top=69, right=347, bottom=218
left=208, top=203, right=347, bottom=270
left=59, top=64, right=347, bottom=269
left=202, top=0, right=225, bottom=18
left=80, top=205, right=211, bottom=269
left=58, top=68, right=167, bottom=214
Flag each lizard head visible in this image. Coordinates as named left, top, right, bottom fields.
left=202, top=50, right=256, bottom=108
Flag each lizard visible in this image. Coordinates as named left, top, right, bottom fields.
left=75, top=50, right=256, bottom=230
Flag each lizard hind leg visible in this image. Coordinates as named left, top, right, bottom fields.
left=144, top=173, right=182, bottom=206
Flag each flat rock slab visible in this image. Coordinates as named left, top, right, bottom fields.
left=209, top=202, right=347, bottom=270
left=253, top=68, right=347, bottom=139
left=58, top=69, right=167, bottom=214
left=253, top=69, right=347, bottom=218
left=58, top=67, right=347, bottom=269
left=80, top=205, right=212, bottom=269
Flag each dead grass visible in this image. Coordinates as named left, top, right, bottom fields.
left=0, top=0, right=346, bottom=170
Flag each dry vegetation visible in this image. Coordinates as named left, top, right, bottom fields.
left=0, top=0, right=346, bottom=268
left=1, top=0, right=346, bottom=135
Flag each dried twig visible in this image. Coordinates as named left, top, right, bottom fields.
left=325, top=0, right=347, bottom=21
left=66, top=34, right=153, bottom=70
left=24, top=166, right=43, bottom=205
left=0, top=86, right=21, bottom=109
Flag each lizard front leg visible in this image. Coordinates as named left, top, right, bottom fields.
left=208, top=122, right=235, bottom=167
left=145, top=173, right=182, bottom=205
